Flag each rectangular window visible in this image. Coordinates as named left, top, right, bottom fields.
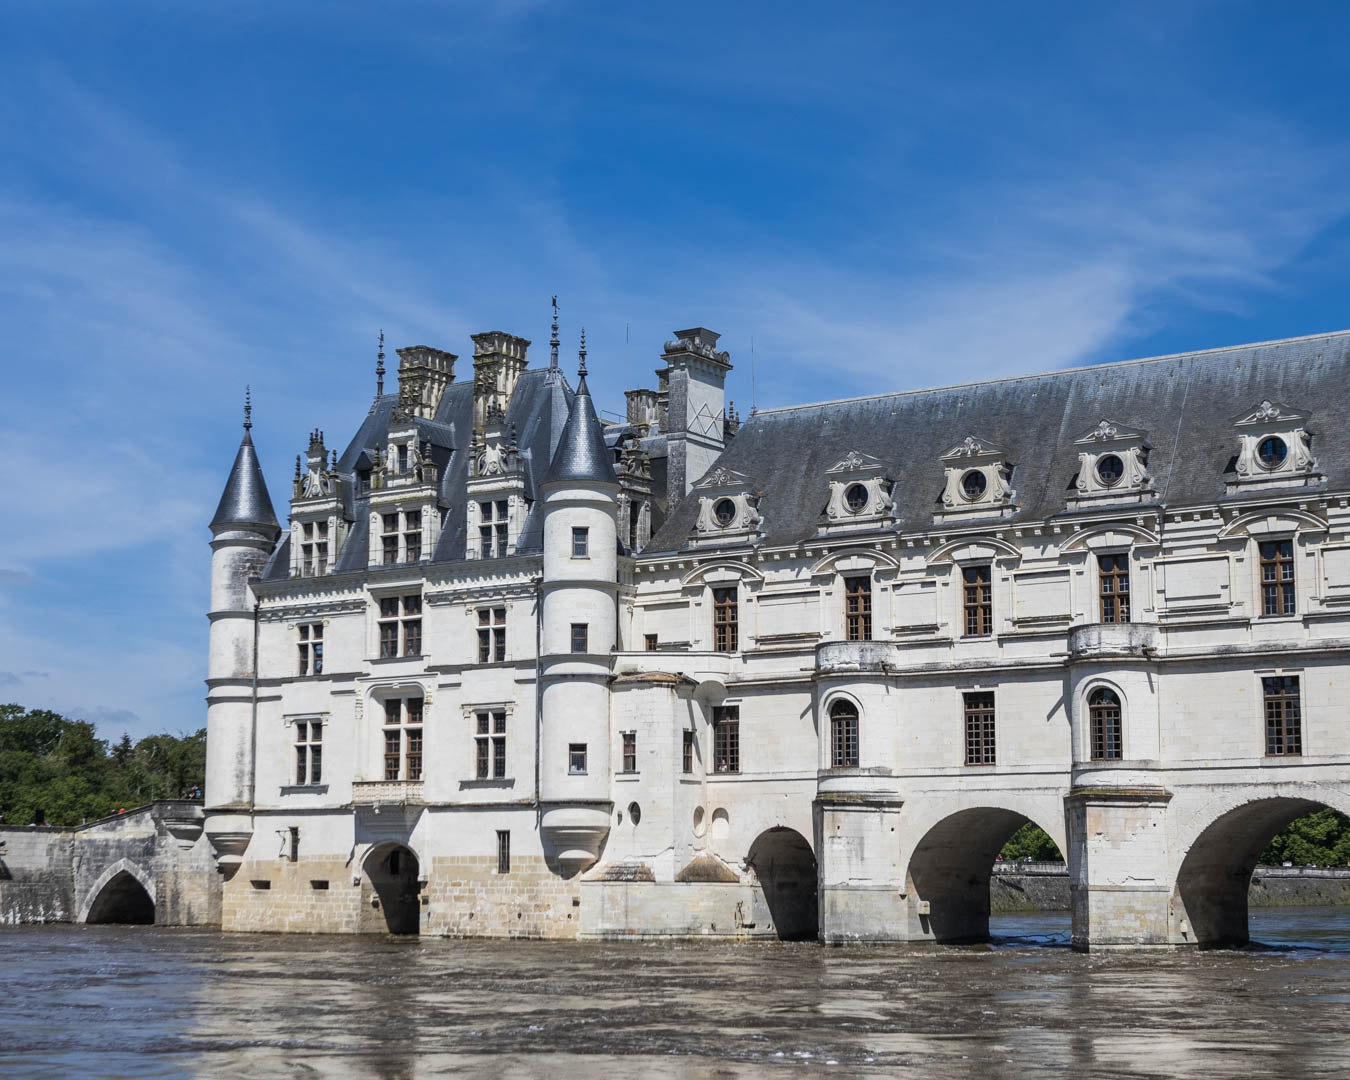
left=963, top=692, right=996, bottom=765
left=713, top=706, right=739, bottom=773
left=1260, top=539, right=1296, bottom=617
left=1099, top=553, right=1131, bottom=624
left=497, top=830, right=510, bottom=875
left=713, top=587, right=739, bottom=652
left=572, top=527, right=589, bottom=558
left=295, top=720, right=323, bottom=785
left=383, top=698, right=424, bottom=780
left=378, top=594, right=422, bottom=658
left=571, top=623, right=588, bottom=654
left=479, top=500, right=510, bottom=559
left=475, top=710, right=507, bottom=779
left=382, top=513, right=400, bottom=565
left=962, top=565, right=993, bottom=637
left=830, top=706, right=859, bottom=768
left=298, top=622, right=324, bottom=676
left=845, top=576, right=872, bottom=641
left=288, top=826, right=299, bottom=863
left=569, top=743, right=587, bottom=774
left=622, top=732, right=637, bottom=773
left=682, top=729, right=695, bottom=774
left=300, top=521, right=329, bottom=577
left=1263, top=675, right=1302, bottom=756
left=477, top=607, right=506, bottom=663
left=645, top=633, right=658, bottom=652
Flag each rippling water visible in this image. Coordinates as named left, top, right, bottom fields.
left=3, top=909, right=1349, bottom=1078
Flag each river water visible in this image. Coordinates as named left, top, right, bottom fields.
left=3, top=909, right=1349, bottom=1079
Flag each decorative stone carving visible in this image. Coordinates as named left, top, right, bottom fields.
left=1229, top=400, right=1320, bottom=492
left=691, top=466, right=761, bottom=541
left=821, top=449, right=894, bottom=530
left=1069, top=418, right=1155, bottom=507
left=937, top=437, right=1016, bottom=519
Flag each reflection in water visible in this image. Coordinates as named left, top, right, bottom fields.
left=2, top=910, right=1349, bottom=1078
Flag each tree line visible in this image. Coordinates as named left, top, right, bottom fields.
left=0, top=705, right=204, bottom=827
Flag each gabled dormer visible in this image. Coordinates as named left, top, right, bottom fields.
left=467, top=407, right=529, bottom=560
left=367, top=419, right=444, bottom=568
left=691, top=465, right=761, bottom=546
left=289, top=429, right=348, bottom=577
left=820, top=449, right=893, bottom=534
left=1068, top=419, right=1155, bottom=508
left=1228, top=399, right=1321, bottom=493
left=937, top=436, right=1016, bottom=520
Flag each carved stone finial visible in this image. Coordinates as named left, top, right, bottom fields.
left=578, top=327, right=587, bottom=377
left=550, top=295, right=560, bottom=371
left=243, top=386, right=252, bottom=430
left=376, top=329, right=386, bottom=397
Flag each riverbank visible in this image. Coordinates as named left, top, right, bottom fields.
left=991, top=864, right=1350, bottom=913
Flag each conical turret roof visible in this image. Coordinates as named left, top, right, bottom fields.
left=546, top=372, right=618, bottom=486
left=211, top=426, right=281, bottom=537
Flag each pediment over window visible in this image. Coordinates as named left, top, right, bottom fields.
left=692, top=466, right=761, bottom=541
left=1069, top=418, right=1154, bottom=506
left=1228, top=399, right=1320, bottom=492
left=821, top=450, right=893, bottom=529
left=937, top=437, right=1016, bottom=520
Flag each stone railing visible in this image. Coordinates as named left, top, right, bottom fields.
left=351, top=780, right=426, bottom=807
left=1067, top=622, right=1157, bottom=661
left=816, top=640, right=894, bottom=675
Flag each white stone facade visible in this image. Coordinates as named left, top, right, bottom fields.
left=203, top=326, right=1350, bottom=947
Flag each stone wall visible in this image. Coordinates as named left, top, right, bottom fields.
left=0, top=827, right=74, bottom=925
left=424, top=855, right=581, bottom=938
left=222, top=856, right=361, bottom=933
left=581, top=880, right=776, bottom=939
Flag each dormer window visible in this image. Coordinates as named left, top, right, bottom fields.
left=479, top=500, right=509, bottom=558
left=938, top=437, right=1015, bottom=520
left=692, top=466, right=761, bottom=545
left=821, top=450, right=893, bottom=533
left=1068, top=420, right=1154, bottom=508
left=301, top=520, right=329, bottom=576
left=1096, top=454, right=1124, bottom=486
left=844, top=484, right=869, bottom=513
left=713, top=499, right=736, bottom=527
left=1230, top=400, right=1320, bottom=492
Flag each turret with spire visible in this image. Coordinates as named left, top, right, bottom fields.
left=204, top=389, right=282, bottom=875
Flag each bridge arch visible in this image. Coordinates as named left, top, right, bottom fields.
left=79, top=858, right=157, bottom=925
left=359, top=841, right=422, bottom=935
left=1172, top=785, right=1350, bottom=946
left=746, top=826, right=818, bottom=940
left=904, top=800, right=1067, bottom=943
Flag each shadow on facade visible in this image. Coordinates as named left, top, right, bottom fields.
left=747, top=827, right=818, bottom=940
left=1175, top=796, right=1336, bottom=947
left=361, top=845, right=421, bottom=935
left=85, top=871, right=156, bottom=925
left=907, top=807, right=1063, bottom=944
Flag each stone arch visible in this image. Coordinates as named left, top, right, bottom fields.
left=904, top=801, right=1066, bottom=943
left=809, top=546, right=900, bottom=575
left=1060, top=522, right=1159, bottom=553
left=79, top=858, right=156, bottom=925
left=746, top=826, right=818, bottom=940
left=1172, top=785, right=1350, bottom=946
left=359, top=841, right=422, bottom=935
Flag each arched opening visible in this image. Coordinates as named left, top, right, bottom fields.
left=85, top=870, right=155, bottom=925
left=746, top=827, right=818, bottom=940
left=907, top=807, right=1067, bottom=944
left=1174, top=797, right=1349, bottom=947
left=360, top=844, right=421, bottom=935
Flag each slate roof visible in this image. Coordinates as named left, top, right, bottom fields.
left=261, top=367, right=576, bottom=580
left=547, top=372, right=619, bottom=486
left=211, top=428, right=281, bottom=537
left=647, top=329, right=1350, bottom=554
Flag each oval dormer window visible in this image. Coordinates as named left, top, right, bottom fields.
left=1258, top=436, right=1287, bottom=470
left=1096, top=454, right=1124, bottom=487
left=844, top=483, right=869, bottom=514
left=713, top=498, right=737, bottom=527
left=961, top=470, right=987, bottom=501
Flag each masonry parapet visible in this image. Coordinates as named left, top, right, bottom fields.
left=1067, top=622, right=1158, bottom=662
left=815, top=640, right=895, bottom=676
left=352, top=780, right=426, bottom=807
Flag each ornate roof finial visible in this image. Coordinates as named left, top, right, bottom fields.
left=376, top=329, right=386, bottom=397
left=578, top=327, right=587, bottom=378
left=549, top=295, right=560, bottom=371
left=243, top=386, right=253, bottom=430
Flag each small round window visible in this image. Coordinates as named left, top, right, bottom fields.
left=1257, top=436, right=1287, bottom=470
left=844, top=483, right=869, bottom=513
left=627, top=802, right=641, bottom=826
left=961, top=469, right=987, bottom=501
left=713, top=498, right=737, bottom=527
left=1096, top=454, right=1124, bottom=487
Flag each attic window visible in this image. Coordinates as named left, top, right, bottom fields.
left=961, top=470, right=987, bottom=501
left=713, top=498, right=736, bottom=527
left=844, top=483, right=868, bottom=513
left=1096, top=454, right=1124, bottom=486
left=1258, top=436, right=1287, bottom=470
left=358, top=469, right=371, bottom=493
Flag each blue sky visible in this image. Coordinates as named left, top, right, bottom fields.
left=3, top=2, right=1350, bottom=739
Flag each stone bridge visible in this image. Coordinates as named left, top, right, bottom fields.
left=0, top=801, right=219, bottom=927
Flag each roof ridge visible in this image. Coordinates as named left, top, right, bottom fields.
left=752, top=327, right=1350, bottom=418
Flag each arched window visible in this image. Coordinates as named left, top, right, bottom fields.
left=1089, top=688, right=1122, bottom=760
left=829, top=700, right=859, bottom=769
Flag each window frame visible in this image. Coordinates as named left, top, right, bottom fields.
left=1262, top=674, right=1302, bottom=756
left=712, top=586, right=739, bottom=652
left=712, top=705, right=740, bottom=774
left=496, top=830, right=511, bottom=874
left=828, top=700, right=859, bottom=769
left=963, top=691, right=996, bottom=766
left=572, top=526, right=589, bottom=558
left=1098, top=551, right=1131, bottom=624
left=381, top=697, right=424, bottom=781
left=1259, top=537, right=1296, bottom=618
left=474, top=709, right=507, bottom=780
left=376, top=593, right=422, bottom=659
left=844, top=575, right=873, bottom=641
left=570, top=623, right=589, bottom=654
left=477, top=606, right=507, bottom=663
left=568, top=743, right=588, bottom=775
left=298, top=621, right=325, bottom=676
left=961, top=564, right=993, bottom=638
left=1088, top=686, right=1123, bottom=760
left=682, top=729, right=695, bottom=774
left=621, top=731, right=637, bottom=774
left=294, top=719, right=323, bottom=786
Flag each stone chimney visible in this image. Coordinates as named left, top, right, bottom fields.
left=471, top=331, right=531, bottom=436
left=659, top=327, right=732, bottom=505
left=395, top=345, right=456, bottom=420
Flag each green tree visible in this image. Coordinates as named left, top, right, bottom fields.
left=1000, top=823, right=1064, bottom=862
